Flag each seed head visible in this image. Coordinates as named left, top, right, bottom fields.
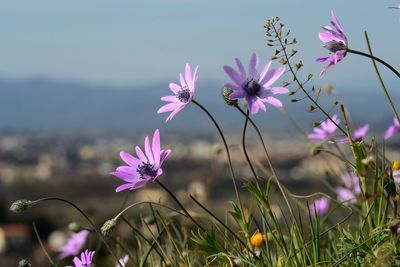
left=18, top=258, right=31, bottom=267
left=10, top=200, right=33, bottom=213
left=101, top=218, right=117, bottom=236
left=221, top=87, right=238, bottom=107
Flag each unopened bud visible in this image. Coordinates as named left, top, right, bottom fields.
left=68, top=222, right=82, bottom=233
left=222, top=87, right=238, bottom=107
left=101, top=218, right=117, bottom=236
left=18, top=258, right=31, bottom=267
left=10, top=200, right=33, bottom=213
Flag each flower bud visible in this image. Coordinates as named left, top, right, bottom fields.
left=10, top=200, right=33, bottom=213
left=18, top=258, right=31, bottom=267
left=101, top=218, right=117, bottom=236
left=68, top=222, right=82, bottom=233
left=221, top=87, right=238, bottom=107
left=277, top=255, right=285, bottom=267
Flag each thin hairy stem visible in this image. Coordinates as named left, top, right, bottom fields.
left=363, top=31, right=400, bottom=124
left=241, top=109, right=262, bottom=187
left=30, top=197, right=124, bottom=267
left=191, top=99, right=244, bottom=214
left=347, top=48, right=400, bottom=79
left=32, top=221, right=56, bottom=266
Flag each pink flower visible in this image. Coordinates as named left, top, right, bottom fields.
left=384, top=117, right=400, bottom=140
left=66, top=250, right=94, bottom=267
left=59, top=230, right=89, bottom=259
left=111, top=129, right=171, bottom=192
left=316, top=11, right=348, bottom=76
left=389, top=5, right=400, bottom=9
left=309, top=197, right=330, bottom=216
left=308, top=114, right=340, bottom=142
left=158, top=64, right=198, bottom=122
left=115, top=255, right=129, bottom=267
left=339, top=124, right=369, bottom=144
left=223, top=53, right=288, bottom=114
left=336, top=172, right=361, bottom=204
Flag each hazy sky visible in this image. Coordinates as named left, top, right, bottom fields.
left=0, top=1, right=399, bottom=87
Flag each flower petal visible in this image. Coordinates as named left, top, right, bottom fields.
left=262, top=66, right=285, bottom=88
left=223, top=65, right=244, bottom=86
left=144, top=136, right=154, bottom=164
left=248, top=53, right=259, bottom=78
left=235, top=58, right=246, bottom=79
left=120, top=151, right=140, bottom=167
left=264, top=96, right=283, bottom=107
left=270, top=87, right=289, bottom=94
left=185, top=64, right=192, bottom=88
left=152, top=129, right=160, bottom=167
left=157, top=102, right=182, bottom=114
left=135, top=146, right=147, bottom=162
left=330, top=10, right=344, bottom=35
left=116, top=183, right=135, bottom=192
left=169, top=83, right=181, bottom=94
left=258, top=61, right=272, bottom=83
left=161, top=95, right=178, bottom=102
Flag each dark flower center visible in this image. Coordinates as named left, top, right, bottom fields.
left=177, top=87, right=191, bottom=103
left=244, top=79, right=261, bottom=96
left=325, top=41, right=346, bottom=52
left=136, top=162, right=157, bottom=178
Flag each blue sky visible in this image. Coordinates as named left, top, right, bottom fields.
left=0, top=0, right=399, bottom=87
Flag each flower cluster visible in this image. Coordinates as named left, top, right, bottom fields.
left=308, top=114, right=340, bottom=142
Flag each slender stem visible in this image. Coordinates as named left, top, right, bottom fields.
left=32, top=221, right=56, bottom=266
left=347, top=48, right=400, bottom=79
left=191, top=99, right=244, bottom=213
left=363, top=31, right=400, bottom=124
left=235, top=106, right=296, bottom=220
left=272, top=23, right=347, bottom=136
left=30, top=197, right=123, bottom=267
left=241, top=110, right=262, bottom=187
left=156, top=180, right=204, bottom=231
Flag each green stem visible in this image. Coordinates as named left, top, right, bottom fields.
left=155, top=180, right=204, bottom=230
left=347, top=48, right=400, bottom=79
left=192, top=99, right=244, bottom=215
left=363, top=31, right=400, bottom=124
left=32, top=221, right=56, bottom=266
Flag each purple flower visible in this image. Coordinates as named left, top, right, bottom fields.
left=309, top=196, right=330, bottom=216
left=115, top=255, right=129, bottom=267
left=316, top=11, right=348, bottom=76
left=111, top=129, right=171, bottom=192
left=339, top=124, right=369, bottom=144
left=66, top=250, right=94, bottom=267
left=336, top=172, right=361, bottom=204
left=384, top=117, right=400, bottom=140
left=59, top=230, right=89, bottom=259
left=157, top=64, right=198, bottom=122
left=336, top=187, right=357, bottom=204
left=308, top=114, right=340, bottom=142
left=223, top=53, right=288, bottom=114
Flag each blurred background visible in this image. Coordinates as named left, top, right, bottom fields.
left=1, top=0, right=400, bottom=266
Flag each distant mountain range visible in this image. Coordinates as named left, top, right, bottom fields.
left=0, top=78, right=397, bottom=137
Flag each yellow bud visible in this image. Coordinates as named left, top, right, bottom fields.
left=162, top=261, right=172, bottom=267
left=250, top=232, right=266, bottom=247
left=393, top=161, right=400, bottom=171
left=277, top=255, right=285, bottom=267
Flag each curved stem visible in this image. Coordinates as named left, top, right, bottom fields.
left=235, top=106, right=296, bottom=220
left=191, top=99, right=244, bottom=213
left=30, top=197, right=123, bottom=267
left=363, top=32, right=400, bottom=124
left=347, top=48, right=400, bottom=79
left=32, top=221, right=56, bottom=266
left=156, top=180, right=204, bottom=231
